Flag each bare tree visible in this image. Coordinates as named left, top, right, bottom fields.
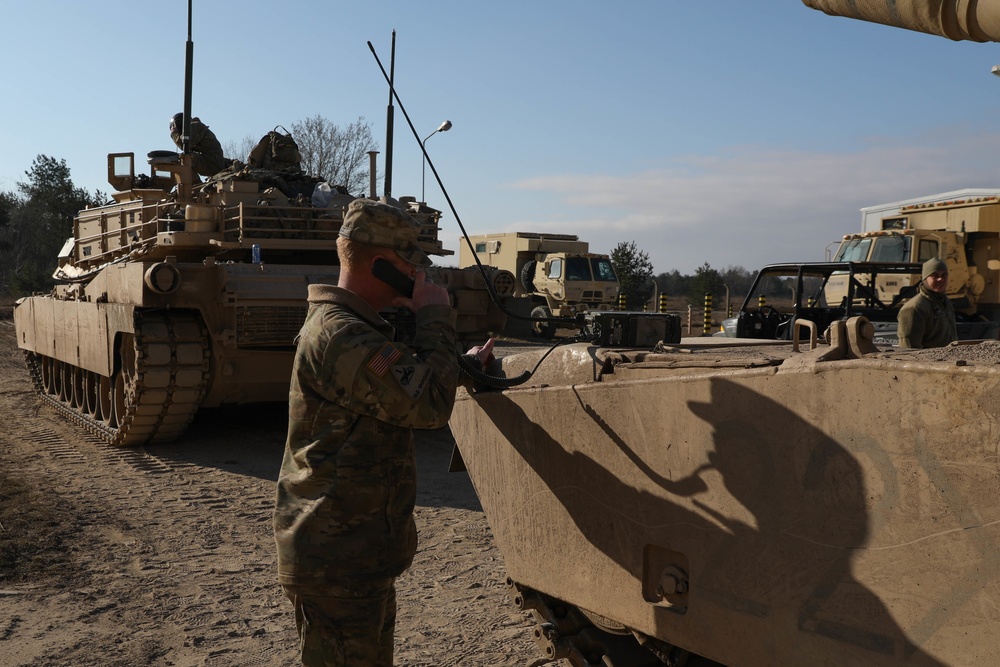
left=223, top=135, right=262, bottom=165
left=291, top=115, right=378, bottom=195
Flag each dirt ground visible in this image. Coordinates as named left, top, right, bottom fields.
left=0, top=318, right=547, bottom=667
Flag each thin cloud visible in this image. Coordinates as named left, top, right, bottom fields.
left=498, top=130, right=1000, bottom=273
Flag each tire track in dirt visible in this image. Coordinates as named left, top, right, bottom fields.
left=0, top=325, right=544, bottom=667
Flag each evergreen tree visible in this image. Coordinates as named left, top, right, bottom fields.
left=0, top=156, right=103, bottom=295
left=610, top=241, right=654, bottom=309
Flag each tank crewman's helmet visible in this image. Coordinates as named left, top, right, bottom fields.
left=339, top=199, right=431, bottom=267
left=169, top=112, right=184, bottom=135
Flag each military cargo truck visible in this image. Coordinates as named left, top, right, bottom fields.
left=459, top=232, right=619, bottom=338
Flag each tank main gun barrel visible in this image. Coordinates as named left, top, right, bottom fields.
left=803, top=0, right=1000, bottom=42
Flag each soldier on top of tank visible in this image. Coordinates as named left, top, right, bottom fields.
left=168, top=112, right=228, bottom=177
left=272, top=198, right=494, bottom=667
left=896, top=257, right=958, bottom=349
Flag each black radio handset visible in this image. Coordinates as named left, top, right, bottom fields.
left=372, top=258, right=415, bottom=298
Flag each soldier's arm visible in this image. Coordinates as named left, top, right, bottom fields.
left=317, top=307, right=460, bottom=429
left=897, top=306, right=925, bottom=349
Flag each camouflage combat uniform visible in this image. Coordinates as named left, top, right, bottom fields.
left=170, top=117, right=227, bottom=177
left=897, top=283, right=957, bottom=349
left=274, top=280, right=460, bottom=665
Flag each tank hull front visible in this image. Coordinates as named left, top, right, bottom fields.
left=450, top=344, right=1000, bottom=666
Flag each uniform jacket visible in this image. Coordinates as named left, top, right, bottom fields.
left=170, top=118, right=227, bottom=177
left=896, top=283, right=958, bottom=349
left=274, top=284, right=459, bottom=585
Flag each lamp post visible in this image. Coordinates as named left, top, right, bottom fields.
left=421, top=120, right=452, bottom=202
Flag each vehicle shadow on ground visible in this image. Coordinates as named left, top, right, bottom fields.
left=149, top=402, right=484, bottom=511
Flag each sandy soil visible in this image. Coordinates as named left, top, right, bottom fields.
left=0, top=319, right=546, bottom=667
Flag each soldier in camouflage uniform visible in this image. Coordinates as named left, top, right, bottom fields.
left=897, top=257, right=957, bottom=349
left=273, top=198, right=493, bottom=666
left=169, top=112, right=228, bottom=177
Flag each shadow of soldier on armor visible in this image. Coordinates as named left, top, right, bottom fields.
left=467, top=375, right=946, bottom=665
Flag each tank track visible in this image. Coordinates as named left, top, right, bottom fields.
left=508, top=578, right=712, bottom=667
left=23, top=310, right=210, bottom=447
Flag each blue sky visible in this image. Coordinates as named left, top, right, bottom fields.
left=4, top=1, right=1000, bottom=275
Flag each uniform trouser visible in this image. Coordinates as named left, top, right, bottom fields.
left=283, top=578, right=397, bottom=667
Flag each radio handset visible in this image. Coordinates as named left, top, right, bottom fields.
left=372, top=258, right=415, bottom=298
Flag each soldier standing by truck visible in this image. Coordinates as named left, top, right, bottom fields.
left=897, top=257, right=958, bottom=349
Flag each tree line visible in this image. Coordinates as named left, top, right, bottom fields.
left=610, top=242, right=793, bottom=311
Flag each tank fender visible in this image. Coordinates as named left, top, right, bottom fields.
left=14, top=297, right=136, bottom=377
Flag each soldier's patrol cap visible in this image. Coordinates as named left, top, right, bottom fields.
left=922, top=257, right=948, bottom=279
left=340, top=198, right=431, bottom=267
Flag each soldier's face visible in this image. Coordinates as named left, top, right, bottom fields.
left=924, top=270, right=948, bottom=294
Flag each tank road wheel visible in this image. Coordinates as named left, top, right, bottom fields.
left=531, top=305, right=557, bottom=339
left=61, top=362, right=71, bottom=400
left=112, top=333, right=139, bottom=442
left=41, top=356, right=55, bottom=394
left=83, top=371, right=99, bottom=419
left=98, top=374, right=113, bottom=425
left=70, top=365, right=84, bottom=409
left=50, top=359, right=62, bottom=398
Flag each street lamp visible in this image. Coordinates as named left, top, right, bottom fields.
left=421, top=120, right=452, bottom=202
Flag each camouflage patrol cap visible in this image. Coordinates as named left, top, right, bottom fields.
left=340, top=198, right=431, bottom=267
left=922, top=257, right=948, bottom=279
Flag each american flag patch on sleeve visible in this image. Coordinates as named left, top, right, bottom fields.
left=367, top=343, right=403, bottom=377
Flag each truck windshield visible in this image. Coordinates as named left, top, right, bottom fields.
left=870, top=236, right=911, bottom=262
left=834, top=238, right=872, bottom=262
left=566, top=256, right=593, bottom=281
left=591, top=258, right=617, bottom=282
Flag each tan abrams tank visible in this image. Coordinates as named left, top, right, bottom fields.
left=13, top=151, right=514, bottom=446
left=449, top=317, right=1000, bottom=666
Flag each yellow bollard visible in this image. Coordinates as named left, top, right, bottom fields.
left=703, top=293, right=713, bottom=335
left=659, top=293, right=667, bottom=313
left=758, top=294, right=766, bottom=308
left=618, top=293, right=627, bottom=310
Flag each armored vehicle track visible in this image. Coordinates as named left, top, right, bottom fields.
left=23, top=310, right=210, bottom=446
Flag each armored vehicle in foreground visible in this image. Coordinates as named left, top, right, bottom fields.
left=450, top=317, right=1000, bottom=666
left=12, top=151, right=513, bottom=446
left=444, top=2, right=1000, bottom=665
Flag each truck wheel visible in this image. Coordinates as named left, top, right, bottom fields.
left=520, top=260, right=537, bottom=293
left=531, top=305, right=556, bottom=339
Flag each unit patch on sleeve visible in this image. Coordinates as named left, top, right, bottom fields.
left=367, top=343, right=402, bottom=377
left=391, top=363, right=432, bottom=400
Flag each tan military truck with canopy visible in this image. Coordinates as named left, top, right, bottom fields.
left=459, top=231, right=619, bottom=338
